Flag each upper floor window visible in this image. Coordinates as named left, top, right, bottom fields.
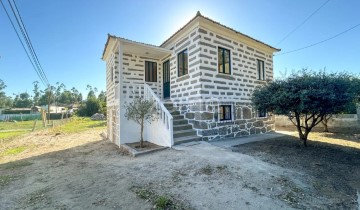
left=145, top=61, right=157, bottom=82
left=178, top=49, right=188, bottom=77
left=257, top=59, right=265, bottom=80
left=218, top=47, right=231, bottom=74
left=219, top=105, right=232, bottom=121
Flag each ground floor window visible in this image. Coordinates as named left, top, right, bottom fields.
left=145, top=61, right=157, bottom=82
left=258, top=109, right=267, bottom=118
left=219, top=105, right=232, bottom=121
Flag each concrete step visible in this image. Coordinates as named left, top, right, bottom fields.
left=164, top=103, right=173, bottom=110
left=173, top=124, right=193, bottom=131
left=173, top=119, right=188, bottom=125
left=173, top=129, right=197, bottom=138
left=173, top=115, right=185, bottom=120
left=174, top=135, right=202, bottom=145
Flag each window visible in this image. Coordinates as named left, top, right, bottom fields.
left=111, top=67, right=114, bottom=82
left=218, top=47, right=231, bottom=74
left=145, top=61, right=157, bottom=82
left=257, top=59, right=265, bottom=80
left=178, top=49, right=188, bottom=77
left=258, top=109, right=266, bottom=118
left=219, top=105, right=232, bottom=121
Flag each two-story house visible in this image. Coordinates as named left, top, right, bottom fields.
left=102, top=12, right=280, bottom=147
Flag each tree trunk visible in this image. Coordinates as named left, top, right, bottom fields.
left=140, top=119, right=144, bottom=148
left=322, top=121, right=329, bottom=132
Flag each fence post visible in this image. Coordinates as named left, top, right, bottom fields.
left=32, top=120, right=38, bottom=132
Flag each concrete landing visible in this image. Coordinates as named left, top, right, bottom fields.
left=209, top=132, right=285, bottom=149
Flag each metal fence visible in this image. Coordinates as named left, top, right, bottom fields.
left=0, top=113, right=42, bottom=121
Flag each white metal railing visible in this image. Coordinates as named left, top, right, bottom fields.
left=144, top=84, right=174, bottom=146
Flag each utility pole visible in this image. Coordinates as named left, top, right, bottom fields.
left=47, top=86, right=51, bottom=124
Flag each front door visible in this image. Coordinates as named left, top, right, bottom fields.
left=163, top=60, right=170, bottom=99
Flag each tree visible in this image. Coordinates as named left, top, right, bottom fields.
left=98, top=91, right=107, bottom=115
left=32, top=81, right=41, bottom=106
left=0, top=79, right=12, bottom=108
left=13, top=92, right=33, bottom=108
left=124, top=98, right=156, bottom=148
left=252, top=70, right=360, bottom=147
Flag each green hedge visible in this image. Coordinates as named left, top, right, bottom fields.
left=2, top=109, right=31, bottom=114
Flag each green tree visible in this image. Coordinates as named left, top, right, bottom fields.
left=0, top=79, right=12, bottom=108
left=58, top=90, right=73, bottom=105
left=32, top=81, right=41, bottom=106
left=124, top=98, right=156, bottom=148
left=98, top=91, right=107, bottom=115
left=13, top=92, right=33, bottom=108
left=252, top=70, right=360, bottom=147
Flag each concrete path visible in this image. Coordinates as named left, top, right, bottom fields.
left=209, top=132, right=285, bottom=149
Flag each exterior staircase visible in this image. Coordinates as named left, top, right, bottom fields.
left=164, top=102, right=202, bottom=145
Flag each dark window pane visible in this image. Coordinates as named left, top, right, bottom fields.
left=184, top=49, right=188, bottom=75
left=218, top=47, right=230, bottom=74
left=145, top=61, right=157, bottom=82
left=178, top=49, right=188, bottom=77
left=219, top=105, right=232, bottom=121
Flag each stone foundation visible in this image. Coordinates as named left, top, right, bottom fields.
left=173, top=101, right=275, bottom=141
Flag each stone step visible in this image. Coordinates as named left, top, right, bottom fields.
left=170, top=110, right=180, bottom=115
left=173, top=129, right=197, bottom=138
left=164, top=103, right=173, bottom=109
left=173, top=124, right=193, bottom=131
left=173, top=115, right=185, bottom=120
left=173, top=119, right=188, bottom=125
left=174, top=135, right=202, bottom=145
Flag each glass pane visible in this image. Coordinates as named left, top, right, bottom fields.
left=225, top=106, right=231, bottom=120
left=178, top=53, right=183, bottom=76
left=219, top=106, right=224, bottom=120
left=184, top=50, right=188, bottom=75
left=218, top=48, right=223, bottom=72
left=224, top=50, right=230, bottom=74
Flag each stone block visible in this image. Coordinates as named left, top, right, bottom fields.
left=190, top=103, right=206, bottom=111
left=243, top=107, right=252, bottom=119
left=194, top=121, right=208, bottom=129
left=240, top=130, right=249, bottom=136
left=200, top=129, right=219, bottom=136
left=185, top=112, right=195, bottom=119
left=235, top=120, right=246, bottom=125
left=253, top=121, right=264, bottom=127
left=232, top=126, right=240, bottom=133
left=195, top=112, right=214, bottom=120
left=246, top=123, right=252, bottom=128
left=219, top=127, right=228, bottom=135
left=249, top=127, right=256, bottom=134
left=261, top=127, right=267, bottom=133
left=256, top=128, right=261, bottom=134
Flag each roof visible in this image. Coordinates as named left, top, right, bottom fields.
left=102, top=12, right=280, bottom=59
left=160, top=11, right=280, bottom=52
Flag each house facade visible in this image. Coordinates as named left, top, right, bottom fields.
left=102, top=12, right=280, bottom=147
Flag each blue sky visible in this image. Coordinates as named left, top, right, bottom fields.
left=1, top=0, right=359, bottom=97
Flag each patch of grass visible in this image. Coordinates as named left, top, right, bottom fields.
left=2, top=146, right=27, bottom=156
left=0, top=121, right=42, bottom=131
left=199, top=164, right=213, bottom=175
left=52, top=117, right=106, bottom=134
left=155, top=196, right=171, bottom=209
left=0, top=130, right=28, bottom=141
left=0, top=175, right=13, bottom=187
left=0, top=160, right=33, bottom=170
left=131, top=186, right=191, bottom=210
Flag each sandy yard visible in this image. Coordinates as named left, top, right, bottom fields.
left=0, top=127, right=359, bottom=210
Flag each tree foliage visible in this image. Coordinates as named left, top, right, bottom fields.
left=124, top=98, right=156, bottom=148
left=13, top=92, right=33, bottom=108
left=0, top=79, right=12, bottom=108
left=252, top=70, right=360, bottom=146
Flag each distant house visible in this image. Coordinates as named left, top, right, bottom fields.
left=41, top=105, right=66, bottom=113
left=102, top=12, right=280, bottom=147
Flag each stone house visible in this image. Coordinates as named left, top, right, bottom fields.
left=102, top=12, right=280, bottom=147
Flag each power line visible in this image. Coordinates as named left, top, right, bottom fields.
left=275, top=23, right=360, bottom=56
left=0, top=0, right=47, bottom=87
left=11, top=0, right=49, bottom=85
left=275, top=0, right=331, bottom=46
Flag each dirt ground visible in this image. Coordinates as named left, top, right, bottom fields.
left=0, top=127, right=359, bottom=209
left=233, top=127, right=360, bottom=209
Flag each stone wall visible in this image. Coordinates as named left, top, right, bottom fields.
left=122, top=53, right=162, bottom=98
left=173, top=101, right=274, bottom=141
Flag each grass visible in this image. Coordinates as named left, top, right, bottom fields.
left=131, top=186, right=191, bottom=210
left=51, top=117, right=106, bottom=134
left=0, top=175, right=13, bottom=187
left=2, top=146, right=27, bottom=156
left=0, top=120, right=43, bottom=131
left=0, top=130, right=28, bottom=140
